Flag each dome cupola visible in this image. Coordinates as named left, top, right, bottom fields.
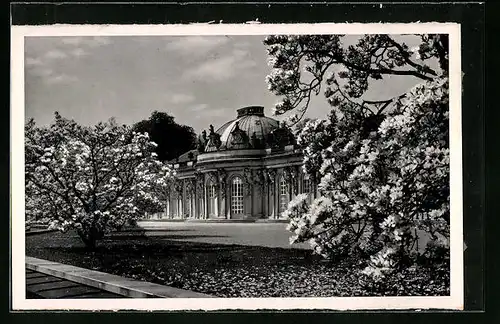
left=203, top=106, right=293, bottom=152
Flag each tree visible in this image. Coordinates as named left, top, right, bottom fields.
left=265, top=34, right=450, bottom=284
left=291, top=117, right=315, bottom=136
left=25, top=113, right=174, bottom=249
left=132, top=111, right=197, bottom=162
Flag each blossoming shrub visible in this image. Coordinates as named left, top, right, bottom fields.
left=264, top=34, right=450, bottom=294
left=286, top=77, right=450, bottom=288
left=25, top=113, right=175, bottom=248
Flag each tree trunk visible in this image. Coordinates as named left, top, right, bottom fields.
left=81, top=234, right=97, bottom=250
left=77, top=227, right=103, bottom=250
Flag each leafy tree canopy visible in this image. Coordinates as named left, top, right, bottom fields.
left=265, top=34, right=448, bottom=122
left=132, top=111, right=197, bottom=162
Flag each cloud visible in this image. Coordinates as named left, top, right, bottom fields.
left=45, top=49, right=68, bottom=60
left=25, top=37, right=108, bottom=84
left=193, top=107, right=228, bottom=120
left=32, top=37, right=111, bottom=64
left=182, top=48, right=256, bottom=82
left=70, top=48, right=88, bottom=57
left=60, top=36, right=112, bottom=48
left=44, top=74, right=78, bottom=85
left=189, top=103, right=209, bottom=112
left=25, top=57, right=43, bottom=66
left=234, top=41, right=251, bottom=48
left=86, top=37, right=112, bottom=48
left=210, top=108, right=230, bottom=116
left=169, top=93, right=195, bottom=104
left=28, top=67, right=54, bottom=77
left=60, top=37, right=85, bottom=46
left=165, top=36, right=230, bottom=55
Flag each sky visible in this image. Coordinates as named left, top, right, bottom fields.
left=25, top=35, right=426, bottom=134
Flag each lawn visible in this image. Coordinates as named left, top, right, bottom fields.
left=26, top=230, right=449, bottom=297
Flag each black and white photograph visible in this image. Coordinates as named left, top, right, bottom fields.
left=11, top=23, right=463, bottom=310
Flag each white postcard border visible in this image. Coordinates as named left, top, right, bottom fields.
left=11, top=22, right=463, bottom=311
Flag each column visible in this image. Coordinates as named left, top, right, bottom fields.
left=273, top=179, right=278, bottom=219
left=180, top=198, right=183, bottom=218
left=226, top=187, right=230, bottom=219
left=190, top=196, right=194, bottom=218
left=262, top=184, right=268, bottom=218
left=250, top=179, right=254, bottom=218
left=270, top=176, right=276, bottom=219
left=204, top=181, right=208, bottom=219
left=219, top=186, right=226, bottom=218
left=192, top=189, right=197, bottom=219
left=215, top=191, right=219, bottom=218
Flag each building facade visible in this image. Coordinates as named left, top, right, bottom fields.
left=150, top=106, right=317, bottom=221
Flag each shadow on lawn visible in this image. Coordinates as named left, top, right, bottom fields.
left=28, top=230, right=320, bottom=265
left=104, top=233, right=228, bottom=241
left=105, top=227, right=197, bottom=236
left=119, top=228, right=196, bottom=233
left=25, top=230, right=330, bottom=287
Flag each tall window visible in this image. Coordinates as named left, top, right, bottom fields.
left=301, top=175, right=312, bottom=204
left=208, top=182, right=217, bottom=216
left=279, top=176, right=289, bottom=213
left=302, top=177, right=311, bottom=194
left=231, top=177, right=244, bottom=215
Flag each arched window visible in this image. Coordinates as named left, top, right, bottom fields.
left=231, top=177, right=244, bottom=215
left=208, top=181, right=217, bottom=217
left=279, top=175, right=289, bottom=214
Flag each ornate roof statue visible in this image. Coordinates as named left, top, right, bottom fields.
left=202, top=106, right=284, bottom=152
left=229, top=122, right=249, bottom=148
left=208, top=124, right=222, bottom=150
left=250, top=131, right=261, bottom=148
left=197, top=130, right=208, bottom=153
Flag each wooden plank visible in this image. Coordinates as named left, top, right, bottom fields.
left=26, top=269, right=126, bottom=299
left=62, top=290, right=125, bottom=299
left=26, top=276, right=64, bottom=286
left=35, top=285, right=101, bottom=299
left=29, top=280, right=81, bottom=293
left=56, top=286, right=103, bottom=298
left=26, top=272, right=49, bottom=279
left=26, top=256, right=212, bottom=298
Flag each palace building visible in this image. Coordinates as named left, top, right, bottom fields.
left=151, top=106, right=317, bottom=221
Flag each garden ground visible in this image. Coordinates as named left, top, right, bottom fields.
left=25, top=224, right=449, bottom=297
left=134, top=221, right=311, bottom=249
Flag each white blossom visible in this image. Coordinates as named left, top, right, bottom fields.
left=25, top=114, right=175, bottom=247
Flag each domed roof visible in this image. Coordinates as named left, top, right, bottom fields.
left=203, top=106, right=294, bottom=152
